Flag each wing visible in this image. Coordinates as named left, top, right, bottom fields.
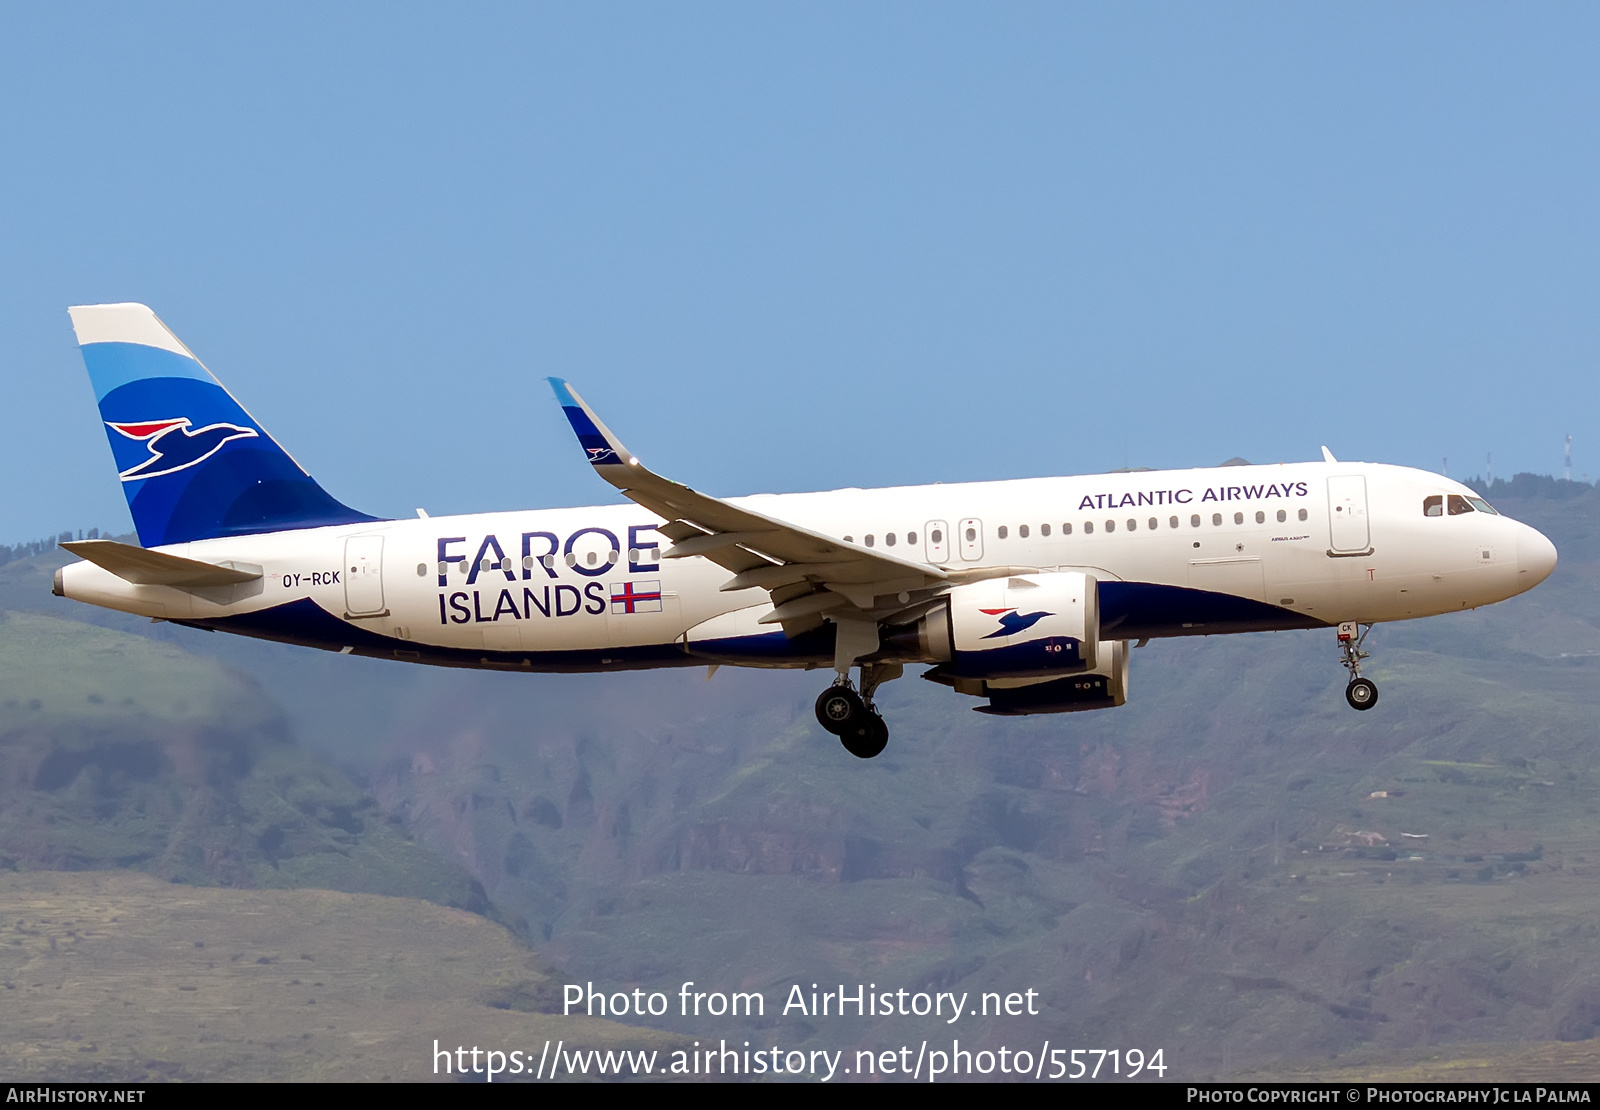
left=548, top=379, right=956, bottom=633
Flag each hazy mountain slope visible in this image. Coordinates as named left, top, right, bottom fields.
left=7, top=477, right=1599, bottom=1079
left=301, top=481, right=1598, bottom=1076
left=0, top=871, right=673, bottom=1081
left=0, top=608, right=486, bottom=910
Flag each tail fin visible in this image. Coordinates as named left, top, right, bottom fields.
left=69, top=303, right=380, bottom=547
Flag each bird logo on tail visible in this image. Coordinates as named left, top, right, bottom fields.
left=107, top=417, right=259, bottom=481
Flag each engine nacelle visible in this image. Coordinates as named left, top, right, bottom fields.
left=977, top=639, right=1131, bottom=716
left=906, top=571, right=1099, bottom=679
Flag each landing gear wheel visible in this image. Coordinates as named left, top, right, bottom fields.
left=815, top=686, right=865, bottom=735
left=1345, top=677, right=1378, bottom=711
left=840, top=712, right=889, bottom=759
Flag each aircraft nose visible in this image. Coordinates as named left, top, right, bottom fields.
left=1516, top=524, right=1557, bottom=589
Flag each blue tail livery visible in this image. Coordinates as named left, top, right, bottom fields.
left=69, top=303, right=380, bottom=547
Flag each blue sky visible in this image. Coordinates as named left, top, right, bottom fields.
left=4, top=3, right=1598, bottom=542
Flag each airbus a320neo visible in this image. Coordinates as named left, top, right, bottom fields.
left=54, top=304, right=1558, bottom=758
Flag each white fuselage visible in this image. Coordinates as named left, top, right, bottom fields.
left=56, top=460, right=1556, bottom=669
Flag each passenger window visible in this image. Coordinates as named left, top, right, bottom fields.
left=1041, top=523, right=1051, bottom=537
left=1169, top=516, right=1178, bottom=529
left=885, top=533, right=896, bottom=546
left=865, top=534, right=875, bottom=547
left=1063, top=523, right=1073, bottom=535
left=907, top=531, right=917, bottom=544
left=1127, top=519, right=1137, bottom=531
left=1423, top=496, right=1443, bottom=517
left=1255, top=511, right=1265, bottom=524
left=1191, top=515, right=1201, bottom=527
left=1019, top=524, right=1029, bottom=538
left=1276, top=509, right=1286, bottom=523
left=1148, top=517, right=1158, bottom=530
left=1448, top=495, right=1474, bottom=516
left=997, top=525, right=1008, bottom=539
left=1105, top=520, right=1115, bottom=533
left=1297, top=508, right=1307, bottom=522
left=844, top=535, right=853, bottom=543
left=1084, top=522, right=1094, bottom=534
left=1233, top=512, right=1244, bottom=525
left=1212, top=513, right=1223, bottom=526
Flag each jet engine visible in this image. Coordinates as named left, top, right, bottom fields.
left=974, top=639, right=1130, bottom=715
left=888, top=571, right=1099, bottom=678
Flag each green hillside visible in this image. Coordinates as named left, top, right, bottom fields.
left=0, top=610, right=485, bottom=909
left=6, top=477, right=1600, bottom=1080
left=354, top=480, right=1600, bottom=1077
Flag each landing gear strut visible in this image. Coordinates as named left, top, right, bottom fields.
left=1338, top=621, right=1378, bottom=711
left=814, top=660, right=900, bottom=759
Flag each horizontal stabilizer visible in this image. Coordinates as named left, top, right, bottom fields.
left=59, top=539, right=262, bottom=587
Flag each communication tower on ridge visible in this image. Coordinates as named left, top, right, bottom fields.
left=1565, top=434, right=1573, bottom=482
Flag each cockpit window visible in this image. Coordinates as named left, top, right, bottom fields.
left=1423, top=495, right=1443, bottom=517
left=1447, top=495, right=1475, bottom=516
left=1466, top=497, right=1498, bottom=515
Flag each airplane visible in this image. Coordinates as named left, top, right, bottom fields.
left=53, top=303, right=1559, bottom=759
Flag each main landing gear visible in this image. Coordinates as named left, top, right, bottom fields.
left=815, top=661, right=900, bottom=759
left=1338, top=621, right=1378, bottom=711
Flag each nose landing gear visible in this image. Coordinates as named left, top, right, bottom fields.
left=814, top=662, right=899, bottom=758
left=1338, top=622, right=1378, bottom=711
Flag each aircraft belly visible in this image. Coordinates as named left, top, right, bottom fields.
left=1097, top=580, right=1327, bottom=639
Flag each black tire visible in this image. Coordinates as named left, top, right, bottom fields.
left=1345, top=677, right=1378, bottom=711
left=840, top=713, right=889, bottom=759
left=815, top=686, right=864, bottom=735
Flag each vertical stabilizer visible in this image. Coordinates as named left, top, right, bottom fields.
left=70, top=303, right=380, bottom=547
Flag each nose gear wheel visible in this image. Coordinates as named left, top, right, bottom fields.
left=1337, top=622, right=1378, bottom=711
left=1345, top=677, right=1378, bottom=710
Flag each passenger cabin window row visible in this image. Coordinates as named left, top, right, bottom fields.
left=844, top=506, right=1312, bottom=549
left=843, top=531, right=921, bottom=547
left=996, top=507, right=1308, bottom=537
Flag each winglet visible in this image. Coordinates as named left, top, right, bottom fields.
left=1321, top=446, right=1337, bottom=464
left=548, top=378, right=638, bottom=470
